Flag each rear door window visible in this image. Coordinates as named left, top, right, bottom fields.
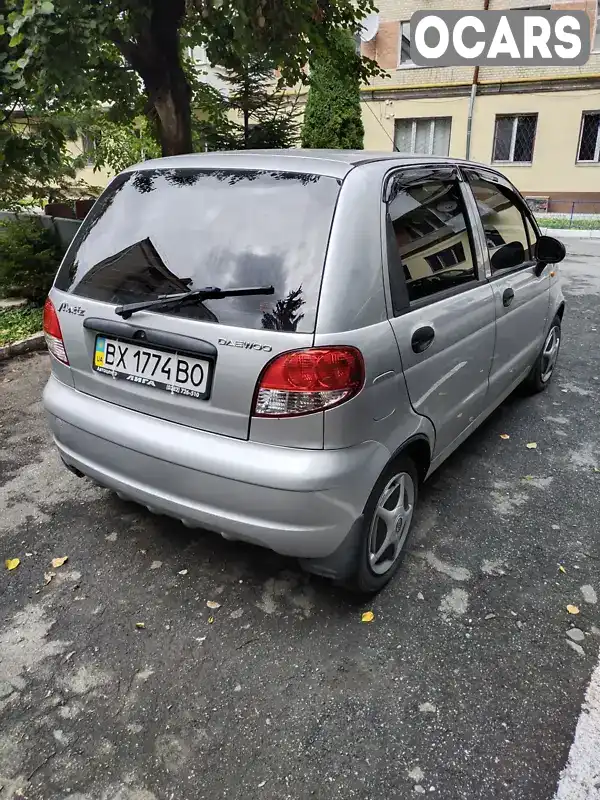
left=56, top=169, right=341, bottom=333
left=385, top=167, right=479, bottom=307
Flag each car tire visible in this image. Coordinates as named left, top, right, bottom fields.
left=523, top=315, right=562, bottom=394
left=344, top=455, right=419, bottom=596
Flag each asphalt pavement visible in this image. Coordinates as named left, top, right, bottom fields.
left=1, top=240, right=599, bottom=800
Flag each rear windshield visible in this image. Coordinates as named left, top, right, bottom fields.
left=56, top=168, right=341, bottom=333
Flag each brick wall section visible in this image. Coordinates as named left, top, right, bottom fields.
left=362, top=0, right=600, bottom=90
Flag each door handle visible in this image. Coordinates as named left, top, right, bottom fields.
left=502, top=288, right=515, bottom=307
left=411, top=326, right=435, bottom=354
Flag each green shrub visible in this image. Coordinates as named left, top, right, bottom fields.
left=0, top=217, right=63, bottom=304
left=301, top=30, right=364, bottom=150
left=0, top=307, right=44, bottom=346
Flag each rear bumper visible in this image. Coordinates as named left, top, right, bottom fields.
left=43, top=375, right=390, bottom=559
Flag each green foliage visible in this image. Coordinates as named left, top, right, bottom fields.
left=0, top=0, right=138, bottom=208
left=201, top=56, right=300, bottom=150
left=0, top=217, right=63, bottom=303
left=2, top=0, right=382, bottom=162
left=536, top=215, right=600, bottom=230
left=75, top=111, right=161, bottom=174
left=0, top=306, right=43, bottom=346
left=0, top=112, right=99, bottom=211
left=302, top=30, right=364, bottom=150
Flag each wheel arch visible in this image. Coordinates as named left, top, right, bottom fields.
left=387, top=433, right=433, bottom=485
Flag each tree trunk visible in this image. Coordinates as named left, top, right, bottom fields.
left=112, top=0, right=193, bottom=157
left=150, top=66, right=193, bottom=156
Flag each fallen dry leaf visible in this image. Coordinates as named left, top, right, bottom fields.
left=523, top=475, right=534, bottom=481
left=206, top=600, right=221, bottom=610
left=178, top=569, right=188, bottom=576
left=558, top=565, right=567, bottom=574
left=567, top=605, right=580, bottom=615
left=44, top=571, right=55, bottom=585
left=135, top=622, right=146, bottom=629
left=208, top=616, right=214, bottom=624
left=526, top=443, right=538, bottom=450
left=594, top=467, right=600, bottom=473
left=500, top=434, right=510, bottom=440
left=51, top=556, right=68, bottom=569
left=5, top=558, right=20, bottom=571
left=361, top=611, right=375, bottom=623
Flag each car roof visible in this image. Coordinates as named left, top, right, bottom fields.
left=123, top=150, right=499, bottom=181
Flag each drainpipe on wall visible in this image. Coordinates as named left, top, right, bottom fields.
left=465, top=0, right=490, bottom=159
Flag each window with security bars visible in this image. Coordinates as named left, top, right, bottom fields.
left=492, top=115, right=537, bottom=163
left=577, top=113, right=600, bottom=162
left=394, top=117, right=452, bottom=157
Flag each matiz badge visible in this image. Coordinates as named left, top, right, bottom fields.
left=58, top=302, right=86, bottom=317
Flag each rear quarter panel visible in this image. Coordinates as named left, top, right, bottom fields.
left=315, top=162, right=435, bottom=458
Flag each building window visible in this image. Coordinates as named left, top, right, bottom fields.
left=398, top=21, right=413, bottom=66
left=577, top=112, right=600, bottom=162
left=81, top=133, right=96, bottom=166
left=492, top=114, right=537, bottom=163
left=190, top=46, right=208, bottom=65
left=394, top=117, right=452, bottom=156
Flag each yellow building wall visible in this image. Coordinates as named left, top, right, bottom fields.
left=470, top=90, right=600, bottom=194
left=66, top=139, right=114, bottom=192
left=362, top=89, right=600, bottom=196
left=362, top=96, right=471, bottom=156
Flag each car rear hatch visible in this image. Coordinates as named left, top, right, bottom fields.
left=51, top=166, right=341, bottom=440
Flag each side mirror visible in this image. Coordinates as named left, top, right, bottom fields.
left=533, top=235, right=566, bottom=277
left=535, top=235, right=566, bottom=265
left=490, top=240, right=526, bottom=272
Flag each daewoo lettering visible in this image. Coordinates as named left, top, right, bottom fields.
left=218, top=338, right=273, bottom=352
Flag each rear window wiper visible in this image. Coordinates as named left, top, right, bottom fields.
left=115, top=285, right=275, bottom=320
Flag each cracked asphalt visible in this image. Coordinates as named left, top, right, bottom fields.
left=1, top=239, right=599, bottom=800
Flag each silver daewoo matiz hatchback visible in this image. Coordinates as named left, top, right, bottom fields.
left=43, top=150, right=566, bottom=593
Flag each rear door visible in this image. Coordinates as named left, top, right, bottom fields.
left=463, top=168, right=550, bottom=397
left=384, top=165, right=496, bottom=458
left=51, top=167, right=341, bottom=442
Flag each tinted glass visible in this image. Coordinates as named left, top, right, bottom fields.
left=468, top=176, right=532, bottom=268
left=56, top=168, right=341, bottom=333
left=387, top=173, right=477, bottom=304
left=493, top=117, right=513, bottom=161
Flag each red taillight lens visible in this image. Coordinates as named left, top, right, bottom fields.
left=43, top=298, right=69, bottom=365
left=254, top=346, right=364, bottom=417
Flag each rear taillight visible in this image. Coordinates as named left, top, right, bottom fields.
left=43, top=298, right=69, bottom=365
left=253, top=346, right=364, bottom=417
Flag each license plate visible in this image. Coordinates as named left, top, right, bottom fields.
left=93, top=336, right=211, bottom=400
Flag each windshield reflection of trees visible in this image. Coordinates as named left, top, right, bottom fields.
left=61, top=168, right=321, bottom=331
left=261, top=287, right=305, bottom=331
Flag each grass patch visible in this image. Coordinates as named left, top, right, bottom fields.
left=0, top=306, right=43, bottom=346
left=537, top=216, right=600, bottom=230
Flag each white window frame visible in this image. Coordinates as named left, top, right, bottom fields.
left=576, top=111, right=600, bottom=163
left=81, top=133, right=96, bottom=167
left=594, top=0, right=600, bottom=52
left=397, top=21, right=415, bottom=68
left=492, top=114, right=537, bottom=164
left=394, top=117, right=452, bottom=156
